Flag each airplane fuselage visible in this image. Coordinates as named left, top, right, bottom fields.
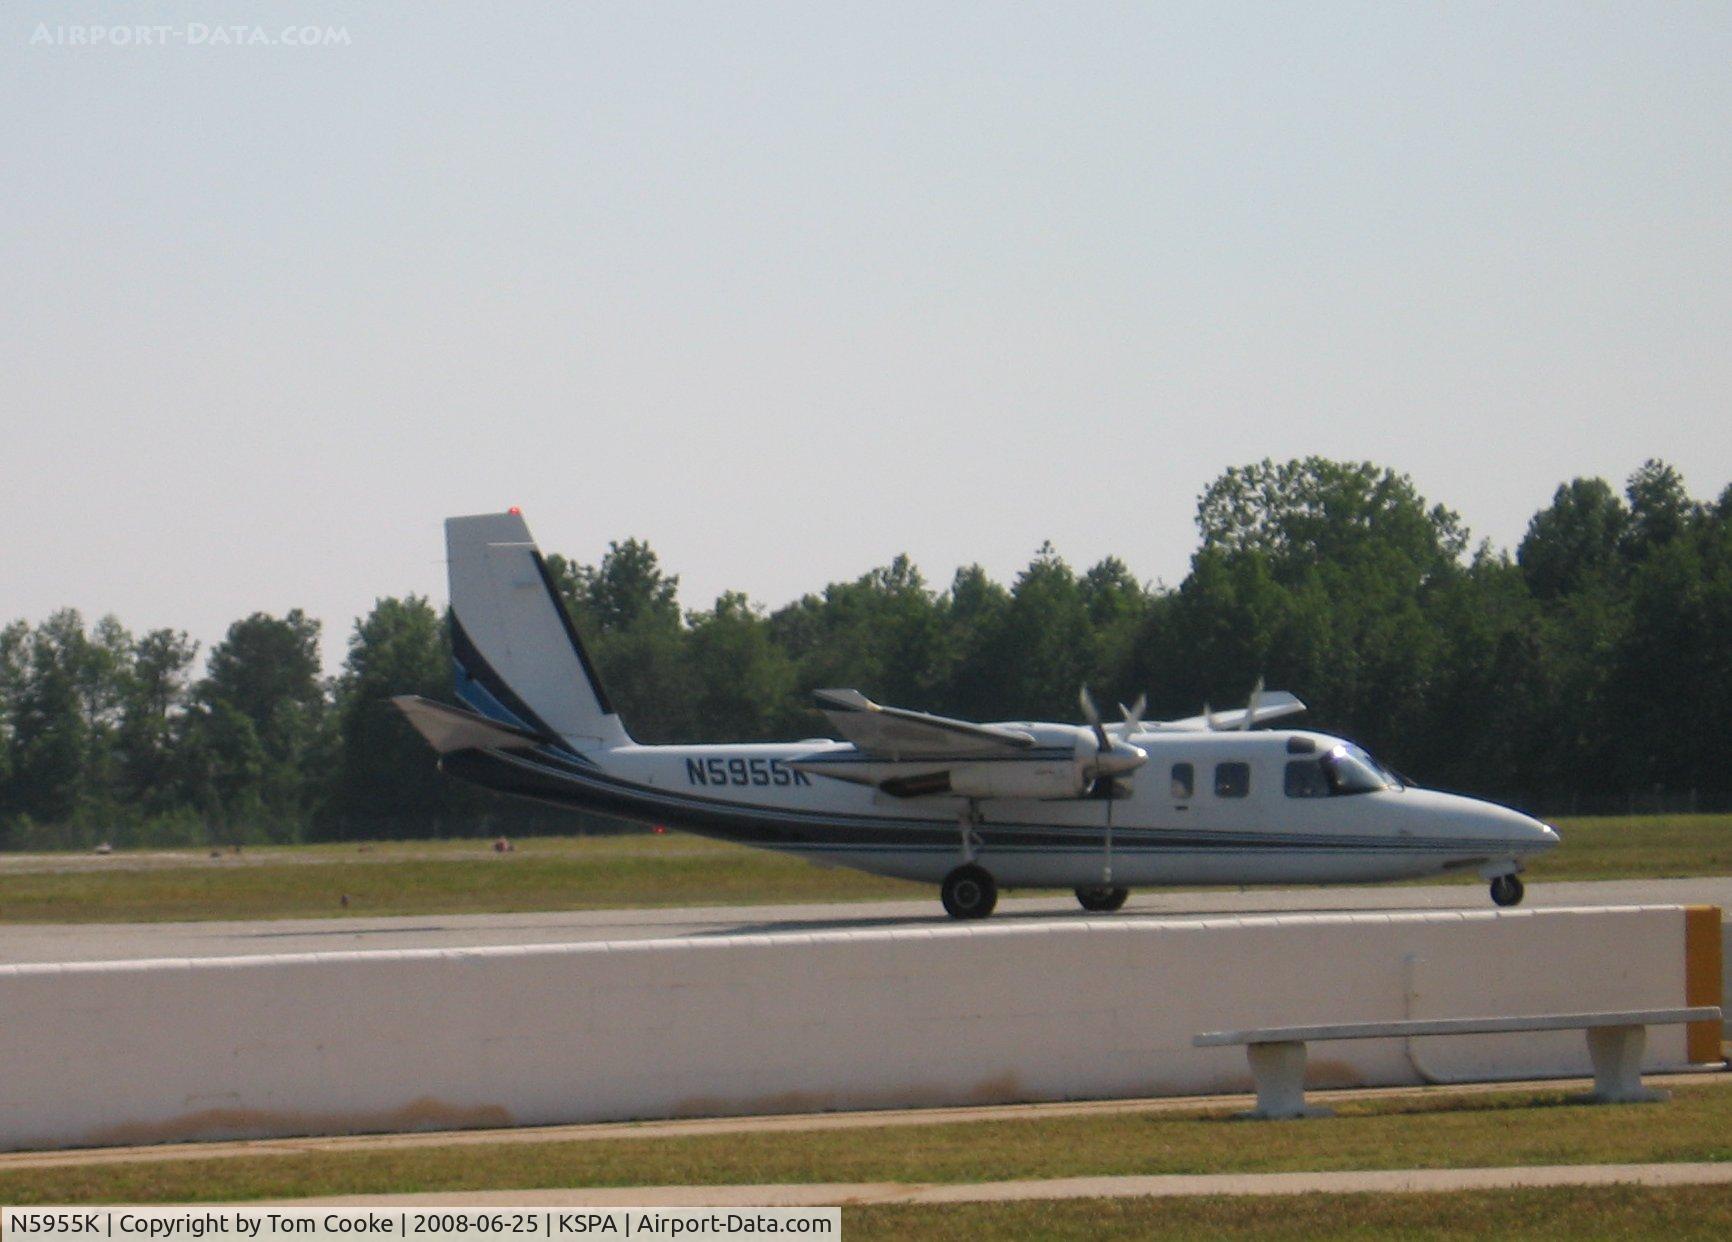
left=443, top=727, right=1559, bottom=890
left=407, top=510, right=1561, bottom=917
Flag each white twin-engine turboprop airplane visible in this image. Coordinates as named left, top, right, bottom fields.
left=396, top=511, right=1561, bottom=920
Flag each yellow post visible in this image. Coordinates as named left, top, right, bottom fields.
left=1684, top=906, right=1724, bottom=1065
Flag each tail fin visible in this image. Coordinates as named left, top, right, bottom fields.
left=445, top=511, right=632, bottom=752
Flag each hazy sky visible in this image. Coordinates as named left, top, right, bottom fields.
left=5, top=3, right=1729, bottom=671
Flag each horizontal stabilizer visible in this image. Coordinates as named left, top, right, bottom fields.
left=392, top=694, right=556, bottom=754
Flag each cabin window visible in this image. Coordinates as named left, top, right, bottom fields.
left=1284, top=759, right=1330, bottom=798
left=1170, top=762, right=1194, bottom=800
left=1214, top=761, right=1250, bottom=798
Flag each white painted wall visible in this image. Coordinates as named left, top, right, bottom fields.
left=0, top=905, right=1708, bottom=1151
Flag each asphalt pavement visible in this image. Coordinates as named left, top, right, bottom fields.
left=3, top=877, right=1728, bottom=965
left=277, top=1161, right=1732, bottom=1207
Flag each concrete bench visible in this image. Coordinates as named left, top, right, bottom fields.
left=1194, top=1007, right=1723, bottom=1119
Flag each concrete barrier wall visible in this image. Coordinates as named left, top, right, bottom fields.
left=0, top=904, right=1716, bottom=1151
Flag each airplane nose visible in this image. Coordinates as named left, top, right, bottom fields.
left=1466, top=800, right=1561, bottom=854
left=1513, top=814, right=1561, bottom=852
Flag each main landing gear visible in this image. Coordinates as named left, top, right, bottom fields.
left=941, top=864, right=998, bottom=920
left=1075, top=885, right=1129, bottom=913
left=1489, top=874, right=1525, bottom=907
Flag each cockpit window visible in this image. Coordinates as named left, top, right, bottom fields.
left=1327, top=745, right=1389, bottom=794
left=1285, top=745, right=1401, bottom=797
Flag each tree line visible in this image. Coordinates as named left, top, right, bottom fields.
left=3, top=457, right=1728, bottom=850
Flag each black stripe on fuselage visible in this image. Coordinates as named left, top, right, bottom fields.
left=444, top=747, right=1521, bottom=858
left=794, top=748, right=1076, bottom=766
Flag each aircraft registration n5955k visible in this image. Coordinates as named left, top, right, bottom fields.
left=396, top=511, right=1560, bottom=919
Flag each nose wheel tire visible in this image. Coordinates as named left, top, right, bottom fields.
left=941, top=864, right=998, bottom=920
left=1075, top=885, right=1129, bottom=913
left=1490, top=874, right=1525, bottom=907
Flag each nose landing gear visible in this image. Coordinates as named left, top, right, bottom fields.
left=1490, top=873, right=1525, bottom=907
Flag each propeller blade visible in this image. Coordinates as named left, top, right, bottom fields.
left=1079, top=686, right=1111, bottom=753
left=1120, top=693, right=1147, bottom=738
left=1240, top=676, right=1265, bottom=731
left=1204, top=701, right=1219, bottom=731
left=1103, top=776, right=1114, bottom=885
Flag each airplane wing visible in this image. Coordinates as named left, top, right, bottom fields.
left=392, top=695, right=558, bottom=754
left=812, top=688, right=1036, bottom=758
left=1152, top=691, right=1306, bottom=732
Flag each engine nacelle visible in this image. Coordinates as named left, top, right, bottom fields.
left=945, top=760, right=1088, bottom=801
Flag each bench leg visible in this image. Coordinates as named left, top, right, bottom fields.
left=1245, top=1041, right=1331, bottom=1119
left=1585, top=1024, right=1668, bottom=1104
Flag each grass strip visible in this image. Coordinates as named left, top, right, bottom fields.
left=1521, top=814, right=1732, bottom=882
left=0, top=839, right=917, bottom=923
left=0, top=814, right=1726, bottom=925
left=2, top=1084, right=1729, bottom=1206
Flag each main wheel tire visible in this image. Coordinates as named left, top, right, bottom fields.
left=1490, top=874, right=1524, bottom=907
left=1075, top=885, right=1129, bottom=913
left=941, top=864, right=998, bottom=920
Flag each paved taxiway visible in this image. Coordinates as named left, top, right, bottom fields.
left=286, top=1160, right=1732, bottom=1207
left=4, top=877, right=1728, bottom=965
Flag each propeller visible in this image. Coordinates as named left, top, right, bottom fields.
left=1239, top=676, right=1265, bottom=731
left=1078, top=686, right=1112, bottom=755
left=1199, top=678, right=1265, bottom=731
left=1116, top=693, right=1147, bottom=740
left=1079, top=687, right=1149, bottom=886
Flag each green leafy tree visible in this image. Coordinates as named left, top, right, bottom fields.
left=545, top=539, right=680, bottom=635
left=1135, top=545, right=1322, bottom=722
left=686, top=592, right=799, bottom=742
left=1412, top=550, right=1553, bottom=800
left=544, top=539, right=695, bottom=744
left=1606, top=494, right=1732, bottom=800
left=184, top=610, right=328, bottom=840
left=1518, top=478, right=1629, bottom=601
left=0, top=614, right=90, bottom=832
left=1160, top=459, right=1473, bottom=767
left=1079, top=556, right=1153, bottom=700
left=116, top=628, right=199, bottom=814
left=772, top=555, right=951, bottom=722
left=940, top=564, right=1012, bottom=721
left=1198, top=457, right=1467, bottom=586
left=0, top=621, right=29, bottom=828
left=958, top=543, right=1093, bottom=722
left=322, top=596, right=481, bottom=838
left=0, top=611, right=132, bottom=838
left=1621, top=458, right=1698, bottom=565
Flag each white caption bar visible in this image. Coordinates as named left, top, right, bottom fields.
left=3, top=1209, right=841, bottom=1241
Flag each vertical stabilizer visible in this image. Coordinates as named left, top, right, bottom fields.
left=445, top=511, right=631, bottom=752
